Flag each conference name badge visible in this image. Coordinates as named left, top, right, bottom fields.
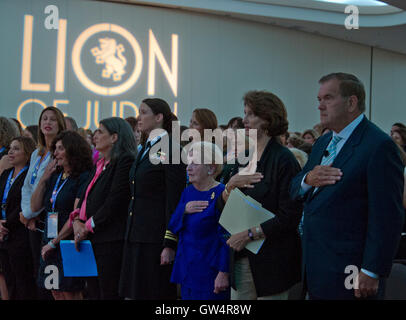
left=47, top=212, right=58, bottom=239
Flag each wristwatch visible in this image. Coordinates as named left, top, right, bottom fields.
left=248, top=229, right=254, bottom=240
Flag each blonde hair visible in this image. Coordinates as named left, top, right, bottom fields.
left=289, top=147, right=308, bottom=169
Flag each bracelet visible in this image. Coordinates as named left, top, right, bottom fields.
left=255, top=227, right=262, bottom=239
left=48, top=240, right=56, bottom=249
left=247, top=229, right=254, bottom=241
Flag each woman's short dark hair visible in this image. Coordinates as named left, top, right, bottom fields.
left=125, top=116, right=138, bottom=131
left=302, top=129, right=320, bottom=140
left=142, top=98, right=177, bottom=134
left=243, top=90, right=289, bottom=137
left=227, top=117, right=244, bottom=129
left=99, top=117, right=137, bottom=162
left=51, top=131, right=93, bottom=177
left=393, top=122, right=406, bottom=130
left=392, top=128, right=406, bottom=146
left=11, top=136, right=36, bottom=165
left=0, top=117, right=20, bottom=148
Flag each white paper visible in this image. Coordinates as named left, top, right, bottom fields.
left=219, top=188, right=275, bottom=254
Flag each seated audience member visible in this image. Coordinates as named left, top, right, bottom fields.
left=289, top=147, right=308, bottom=169
left=219, top=125, right=228, bottom=131
left=313, top=123, right=323, bottom=136
left=31, top=131, right=93, bottom=300
left=0, top=137, right=36, bottom=300
left=64, top=117, right=78, bottom=132
left=161, top=141, right=230, bottom=300
left=302, top=129, right=319, bottom=145
left=391, top=127, right=406, bottom=152
left=22, top=125, right=39, bottom=144
left=297, top=142, right=312, bottom=155
left=287, top=134, right=304, bottom=149
left=391, top=122, right=406, bottom=136
left=227, top=117, right=244, bottom=130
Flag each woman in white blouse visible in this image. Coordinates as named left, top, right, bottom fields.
left=19, top=106, right=66, bottom=299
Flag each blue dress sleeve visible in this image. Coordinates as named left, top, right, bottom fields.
left=167, top=187, right=188, bottom=235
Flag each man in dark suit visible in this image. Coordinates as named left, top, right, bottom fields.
left=290, top=72, right=404, bottom=300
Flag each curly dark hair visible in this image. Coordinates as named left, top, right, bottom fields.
left=51, top=130, right=93, bottom=178
left=227, top=117, right=244, bottom=129
left=243, top=90, right=289, bottom=137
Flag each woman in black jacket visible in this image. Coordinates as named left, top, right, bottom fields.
left=71, top=117, right=136, bottom=300
left=0, top=137, right=36, bottom=299
left=219, top=90, right=303, bottom=300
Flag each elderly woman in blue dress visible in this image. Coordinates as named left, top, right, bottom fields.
left=161, top=141, right=230, bottom=300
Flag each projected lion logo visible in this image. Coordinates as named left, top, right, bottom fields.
left=91, top=38, right=127, bottom=82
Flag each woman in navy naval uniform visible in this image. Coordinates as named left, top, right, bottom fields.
left=119, top=98, right=186, bottom=300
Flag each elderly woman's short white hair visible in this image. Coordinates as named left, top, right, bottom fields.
left=289, top=147, right=308, bottom=169
left=187, top=141, right=224, bottom=177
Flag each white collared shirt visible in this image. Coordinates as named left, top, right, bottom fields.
left=140, top=131, right=168, bottom=160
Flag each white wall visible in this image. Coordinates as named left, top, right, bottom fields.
left=371, top=48, right=406, bottom=135
left=0, top=0, right=405, bottom=133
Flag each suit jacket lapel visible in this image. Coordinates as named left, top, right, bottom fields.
left=87, top=161, right=111, bottom=197
left=331, top=117, right=367, bottom=169
left=309, top=117, right=368, bottom=201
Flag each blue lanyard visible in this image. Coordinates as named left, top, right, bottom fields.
left=30, top=152, right=50, bottom=185
left=2, top=166, right=28, bottom=219
left=50, top=172, right=68, bottom=212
